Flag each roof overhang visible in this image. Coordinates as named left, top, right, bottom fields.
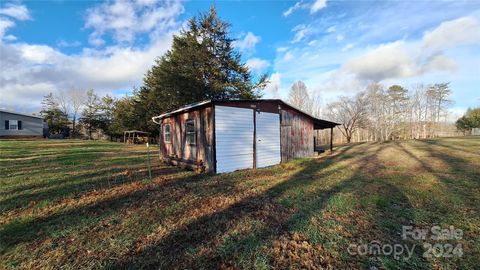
left=152, top=100, right=212, bottom=124
left=313, top=119, right=339, bottom=129
left=151, top=99, right=340, bottom=129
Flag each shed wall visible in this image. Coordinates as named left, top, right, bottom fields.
left=280, top=108, right=314, bottom=161
left=159, top=106, right=214, bottom=172
left=215, top=101, right=315, bottom=163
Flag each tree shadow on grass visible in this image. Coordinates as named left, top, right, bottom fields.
left=1, top=142, right=436, bottom=269
left=0, top=171, right=208, bottom=254
left=394, top=141, right=479, bottom=213
left=104, top=143, right=427, bottom=269
left=421, top=138, right=480, bottom=156
left=393, top=140, right=480, bottom=268
left=0, top=165, right=182, bottom=214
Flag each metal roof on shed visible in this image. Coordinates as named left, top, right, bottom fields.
left=152, top=99, right=339, bottom=129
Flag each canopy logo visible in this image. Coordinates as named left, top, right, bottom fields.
left=347, top=225, right=464, bottom=260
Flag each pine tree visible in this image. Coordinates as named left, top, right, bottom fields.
left=80, top=90, right=102, bottom=139
left=136, top=6, right=267, bottom=131
left=40, top=92, right=69, bottom=135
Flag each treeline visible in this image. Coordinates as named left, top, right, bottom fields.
left=41, top=89, right=125, bottom=139
left=287, top=81, right=478, bottom=144
left=41, top=7, right=266, bottom=140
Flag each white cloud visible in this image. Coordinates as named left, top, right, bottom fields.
left=311, top=0, right=327, bottom=13
left=422, top=53, right=457, bottom=73
left=0, top=37, right=176, bottom=112
left=327, top=26, right=336, bottom=33
left=283, top=0, right=327, bottom=17
left=0, top=17, right=14, bottom=40
left=233, top=32, right=260, bottom=53
left=0, top=1, right=184, bottom=112
left=135, top=0, right=157, bottom=7
left=246, top=58, right=270, bottom=73
left=292, top=24, right=313, bottom=43
left=3, top=34, right=16, bottom=41
left=345, top=41, right=419, bottom=80
left=0, top=3, right=31, bottom=20
left=342, top=17, right=479, bottom=82
left=276, top=46, right=289, bottom=52
left=271, top=16, right=476, bottom=100
left=57, top=39, right=82, bottom=48
left=0, top=82, right=57, bottom=111
left=263, top=73, right=281, bottom=98
left=316, top=69, right=364, bottom=98
left=422, top=16, right=480, bottom=50
left=283, top=1, right=308, bottom=17
left=341, top=43, right=354, bottom=51
left=0, top=3, right=32, bottom=41
left=343, top=41, right=459, bottom=81
left=84, top=0, right=183, bottom=46
left=336, top=34, right=344, bottom=41
left=283, top=51, right=294, bottom=62
left=18, top=44, right=63, bottom=64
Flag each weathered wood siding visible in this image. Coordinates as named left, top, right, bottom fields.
left=159, top=106, right=214, bottom=172
left=280, top=108, right=314, bottom=161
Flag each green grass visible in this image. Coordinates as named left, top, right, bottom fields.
left=0, top=137, right=479, bottom=269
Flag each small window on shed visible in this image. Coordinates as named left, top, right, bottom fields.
left=186, top=120, right=196, bottom=145
left=163, top=124, right=171, bottom=143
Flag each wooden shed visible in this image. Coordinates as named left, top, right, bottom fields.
left=152, top=99, right=339, bottom=173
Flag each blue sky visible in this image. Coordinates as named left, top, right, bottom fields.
left=1, top=0, right=479, bottom=121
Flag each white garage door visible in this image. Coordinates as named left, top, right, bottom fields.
left=215, top=106, right=254, bottom=173
left=256, top=111, right=281, bottom=168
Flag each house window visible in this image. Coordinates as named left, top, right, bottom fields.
left=186, top=120, right=196, bottom=145
left=8, top=120, right=19, bottom=130
left=163, top=124, right=171, bottom=143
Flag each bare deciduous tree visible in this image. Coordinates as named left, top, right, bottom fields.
left=69, top=88, right=86, bottom=135
left=327, top=92, right=368, bottom=143
left=56, top=90, right=70, bottom=117
left=287, top=80, right=323, bottom=117
left=326, top=81, right=453, bottom=144
left=53, top=88, right=87, bottom=136
left=288, top=81, right=311, bottom=111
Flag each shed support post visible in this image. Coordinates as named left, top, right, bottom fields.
left=330, top=127, right=333, bottom=152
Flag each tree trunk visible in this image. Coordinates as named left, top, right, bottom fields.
left=72, top=116, right=76, bottom=136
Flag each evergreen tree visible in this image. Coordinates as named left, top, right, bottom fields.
left=40, top=92, right=69, bottom=135
left=80, top=90, right=102, bottom=139
left=136, top=6, right=267, bottom=132
left=456, top=107, right=480, bottom=134
left=98, top=95, right=117, bottom=140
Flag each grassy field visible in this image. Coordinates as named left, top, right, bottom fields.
left=0, top=137, right=479, bottom=269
